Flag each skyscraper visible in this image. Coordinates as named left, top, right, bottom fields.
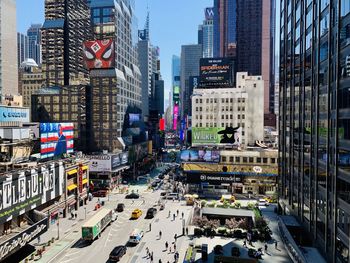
left=200, top=8, right=214, bottom=58
left=0, top=0, right=18, bottom=100
left=213, top=0, right=236, bottom=58
left=17, top=32, right=29, bottom=66
left=279, top=1, right=350, bottom=262
left=180, top=44, right=202, bottom=119
left=27, top=24, right=42, bottom=65
left=41, top=0, right=91, bottom=86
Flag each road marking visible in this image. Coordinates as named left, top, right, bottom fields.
left=64, top=228, right=72, bottom=234
left=64, top=250, right=80, bottom=257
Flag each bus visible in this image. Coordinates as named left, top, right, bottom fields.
left=82, top=208, right=112, bottom=241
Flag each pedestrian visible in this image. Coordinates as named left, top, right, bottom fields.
left=159, top=230, right=162, bottom=239
left=75, top=212, right=77, bottom=219
left=169, top=246, right=172, bottom=253
left=174, top=243, right=177, bottom=251
left=186, top=227, right=189, bottom=236
left=143, top=199, right=145, bottom=204
left=168, top=210, right=171, bottom=218
left=264, top=243, right=268, bottom=252
left=71, top=211, right=74, bottom=219
left=174, top=233, right=177, bottom=242
left=150, top=253, right=153, bottom=262
left=173, top=214, right=176, bottom=220
left=146, top=247, right=149, bottom=257
left=275, top=240, right=278, bottom=249
left=181, top=212, right=184, bottom=219
left=165, top=241, right=169, bottom=250
left=159, top=259, right=162, bottom=263
left=176, top=210, right=179, bottom=216
left=149, top=223, right=152, bottom=231
left=243, top=240, right=247, bottom=248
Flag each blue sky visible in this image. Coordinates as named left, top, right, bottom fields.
left=17, top=0, right=213, bottom=101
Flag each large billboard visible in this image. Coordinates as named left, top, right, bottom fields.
left=0, top=162, right=65, bottom=225
left=200, top=58, right=233, bottom=87
left=173, top=105, right=179, bottom=130
left=87, top=153, right=127, bottom=172
left=40, top=123, right=74, bottom=159
left=0, top=106, right=30, bottom=122
left=128, top=141, right=148, bottom=163
left=181, top=150, right=220, bottom=162
left=192, top=127, right=241, bottom=146
left=83, top=39, right=115, bottom=69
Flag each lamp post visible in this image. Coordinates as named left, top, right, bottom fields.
left=84, top=207, right=87, bottom=220
left=57, top=219, right=60, bottom=240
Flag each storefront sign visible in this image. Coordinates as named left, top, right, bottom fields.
left=78, top=164, right=83, bottom=193
left=0, top=106, right=30, bottom=123
left=0, top=218, right=48, bottom=260
left=87, top=155, right=112, bottom=172
left=187, top=173, right=242, bottom=185
left=120, top=152, right=128, bottom=164
left=0, top=162, right=65, bottom=224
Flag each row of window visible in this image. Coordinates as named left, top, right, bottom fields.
left=221, top=156, right=276, bottom=165
left=194, top=98, right=246, bottom=104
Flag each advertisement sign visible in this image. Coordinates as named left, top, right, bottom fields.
left=112, top=155, right=121, bottom=169
left=200, top=58, right=233, bottom=87
left=159, top=118, right=165, bottom=131
left=0, top=217, right=48, bottom=261
left=0, top=162, right=65, bottom=225
left=173, top=105, right=179, bottom=130
left=87, top=155, right=112, bottom=172
left=189, top=76, right=200, bottom=90
left=192, top=127, right=241, bottom=146
left=205, top=7, right=214, bottom=20
left=83, top=39, right=115, bottom=69
left=129, top=113, right=140, bottom=125
left=40, top=123, right=74, bottom=159
left=78, top=164, right=83, bottom=193
left=128, top=142, right=148, bottom=163
left=120, top=152, right=128, bottom=164
left=173, top=86, right=180, bottom=105
left=0, top=106, right=30, bottom=122
left=186, top=173, right=242, bottom=185
left=181, top=150, right=220, bottom=162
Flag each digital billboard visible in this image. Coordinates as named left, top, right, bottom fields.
left=173, top=86, right=180, bottom=105
left=0, top=106, right=30, bottom=122
left=159, top=118, right=165, bottom=131
left=192, top=127, right=241, bottom=146
left=189, top=76, right=200, bottom=90
left=40, top=123, right=74, bottom=159
left=181, top=149, right=220, bottom=163
left=83, top=39, right=115, bottom=69
left=129, top=113, right=140, bottom=125
left=173, top=105, right=179, bottom=130
left=200, top=58, right=233, bottom=87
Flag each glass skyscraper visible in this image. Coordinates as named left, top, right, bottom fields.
left=279, top=1, right=350, bottom=262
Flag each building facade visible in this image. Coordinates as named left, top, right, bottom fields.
left=17, top=32, right=29, bottom=66
left=27, top=24, right=42, bottom=65
left=279, top=1, right=350, bottom=262
left=41, top=0, right=91, bottom=86
left=0, top=0, right=18, bottom=101
left=180, top=44, right=202, bottom=119
left=200, top=8, right=214, bottom=58
left=192, top=72, right=264, bottom=146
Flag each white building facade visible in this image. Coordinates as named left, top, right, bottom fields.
left=191, top=72, right=264, bottom=146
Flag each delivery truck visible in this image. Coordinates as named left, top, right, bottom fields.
left=82, top=208, right=112, bottom=241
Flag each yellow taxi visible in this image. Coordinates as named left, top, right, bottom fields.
left=131, top=209, right=142, bottom=219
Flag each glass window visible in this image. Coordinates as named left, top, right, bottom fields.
left=321, top=0, right=329, bottom=11
left=257, top=157, right=261, bottom=163
left=243, top=157, right=248, bottom=163
left=103, top=8, right=112, bottom=16
left=235, top=157, right=240, bottom=163
left=341, top=0, right=350, bottom=17
left=320, top=13, right=329, bottom=38
left=306, top=10, right=312, bottom=28
left=340, top=17, right=350, bottom=49
left=93, top=9, right=100, bottom=17
left=93, top=17, right=100, bottom=24
left=249, top=157, right=254, bottom=163
left=306, top=31, right=312, bottom=50
left=320, top=41, right=329, bottom=61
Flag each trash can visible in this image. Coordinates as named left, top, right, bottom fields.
left=201, top=244, right=208, bottom=261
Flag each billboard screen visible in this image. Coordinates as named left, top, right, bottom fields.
left=173, top=105, right=179, bottom=130
left=159, top=118, right=165, bottom=131
left=129, top=113, right=140, bottom=125
left=0, top=106, right=30, bottom=122
left=189, top=76, right=200, bottom=90
left=40, top=123, right=74, bottom=159
left=192, top=127, right=241, bottom=146
left=200, top=58, right=233, bottom=87
left=181, top=150, right=220, bottom=162
left=83, top=39, right=115, bottom=69
left=173, top=86, right=180, bottom=105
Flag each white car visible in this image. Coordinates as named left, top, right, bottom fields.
left=112, top=211, right=118, bottom=221
left=258, top=199, right=269, bottom=206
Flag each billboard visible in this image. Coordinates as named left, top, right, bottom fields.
left=205, top=7, right=214, bottom=20
left=187, top=173, right=242, bottom=185
left=120, top=152, right=129, bottom=164
left=129, top=113, right=140, bottom=125
left=173, top=86, right=180, bottom=105
left=83, top=39, right=115, bottom=69
left=200, top=58, right=233, bottom=87
left=40, top=123, right=74, bottom=159
left=159, top=118, right=165, bottom=131
left=181, top=150, right=220, bottom=162
left=0, top=106, right=30, bottom=122
left=128, top=141, right=148, bottom=163
left=192, top=127, right=241, bottom=146
left=189, top=76, right=200, bottom=90
left=0, top=162, right=65, bottom=224
left=173, top=105, right=179, bottom=130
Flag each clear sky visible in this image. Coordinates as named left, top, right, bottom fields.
left=17, top=0, right=213, bottom=101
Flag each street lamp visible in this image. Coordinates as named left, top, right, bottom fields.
left=84, top=207, right=87, bottom=220
left=57, top=220, right=60, bottom=240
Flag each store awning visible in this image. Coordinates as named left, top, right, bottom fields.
left=82, top=178, right=88, bottom=185
left=67, top=184, right=77, bottom=191
left=82, top=165, right=88, bottom=171
left=67, top=169, right=77, bottom=175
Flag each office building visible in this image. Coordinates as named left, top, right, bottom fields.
left=192, top=72, right=264, bottom=146
left=0, top=0, right=18, bottom=101
left=180, top=44, right=202, bottom=119
left=27, top=24, right=42, bottom=65
left=41, top=0, right=91, bottom=86
left=17, top=32, right=29, bottom=66
left=88, top=0, right=142, bottom=152
left=18, top=59, right=44, bottom=107
left=279, top=1, right=350, bottom=262
left=200, top=7, right=214, bottom=58
left=213, top=0, right=236, bottom=58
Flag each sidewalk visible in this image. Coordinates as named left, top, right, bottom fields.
left=27, top=198, right=100, bottom=263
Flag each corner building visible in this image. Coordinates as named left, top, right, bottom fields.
left=279, top=0, right=350, bottom=262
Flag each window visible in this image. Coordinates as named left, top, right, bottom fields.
left=196, top=99, right=198, bottom=103
left=341, top=0, right=350, bottom=17
left=235, top=157, right=240, bottom=163
left=263, top=158, right=268, bottom=164
left=249, top=157, right=254, bottom=163
left=230, top=98, right=233, bottom=103
left=242, top=115, right=245, bottom=119
left=257, top=157, right=261, bottom=163
left=238, top=115, right=241, bottom=119
left=222, top=156, right=227, bottom=162
left=229, top=157, right=234, bottom=162
left=253, top=83, right=257, bottom=88
left=271, top=158, right=276, bottom=164
left=243, top=157, right=248, bottom=163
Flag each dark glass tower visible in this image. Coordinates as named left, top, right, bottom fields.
left=279, top=0, right=350, bottom=262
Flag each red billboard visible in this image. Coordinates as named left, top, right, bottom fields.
left=159, top=118, right=165, bottom=131
left=83, top=39, right=115, bottom=69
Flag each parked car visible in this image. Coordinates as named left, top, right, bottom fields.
left=258, top=198, right=269, bottom=206
left=231, top=247, right=240, bottom=257
left=151, top=181, right=158, bottom=187
left=131, top=209, right=142, bottom=219
left=213, top=245, right=223, bottom=255
left=146, top=208, right=157, bottom=218
left=158, top=174, right=165, bottom=179
left=109, top=245, right=127, bottom=262
left=112, top=211, right=118, bottom=221
left=160, top=192, right=167, bottom=197
left=116, top=203, right=125, bottom=212
left=125, top=193, right=140, bottom=199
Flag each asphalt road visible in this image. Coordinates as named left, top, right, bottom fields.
left=50, top=188, right=189, bottom=263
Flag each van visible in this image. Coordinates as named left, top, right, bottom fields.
left=128, top=229, right=144, bottom=244
left=166, top=193, right=179, bottom=200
